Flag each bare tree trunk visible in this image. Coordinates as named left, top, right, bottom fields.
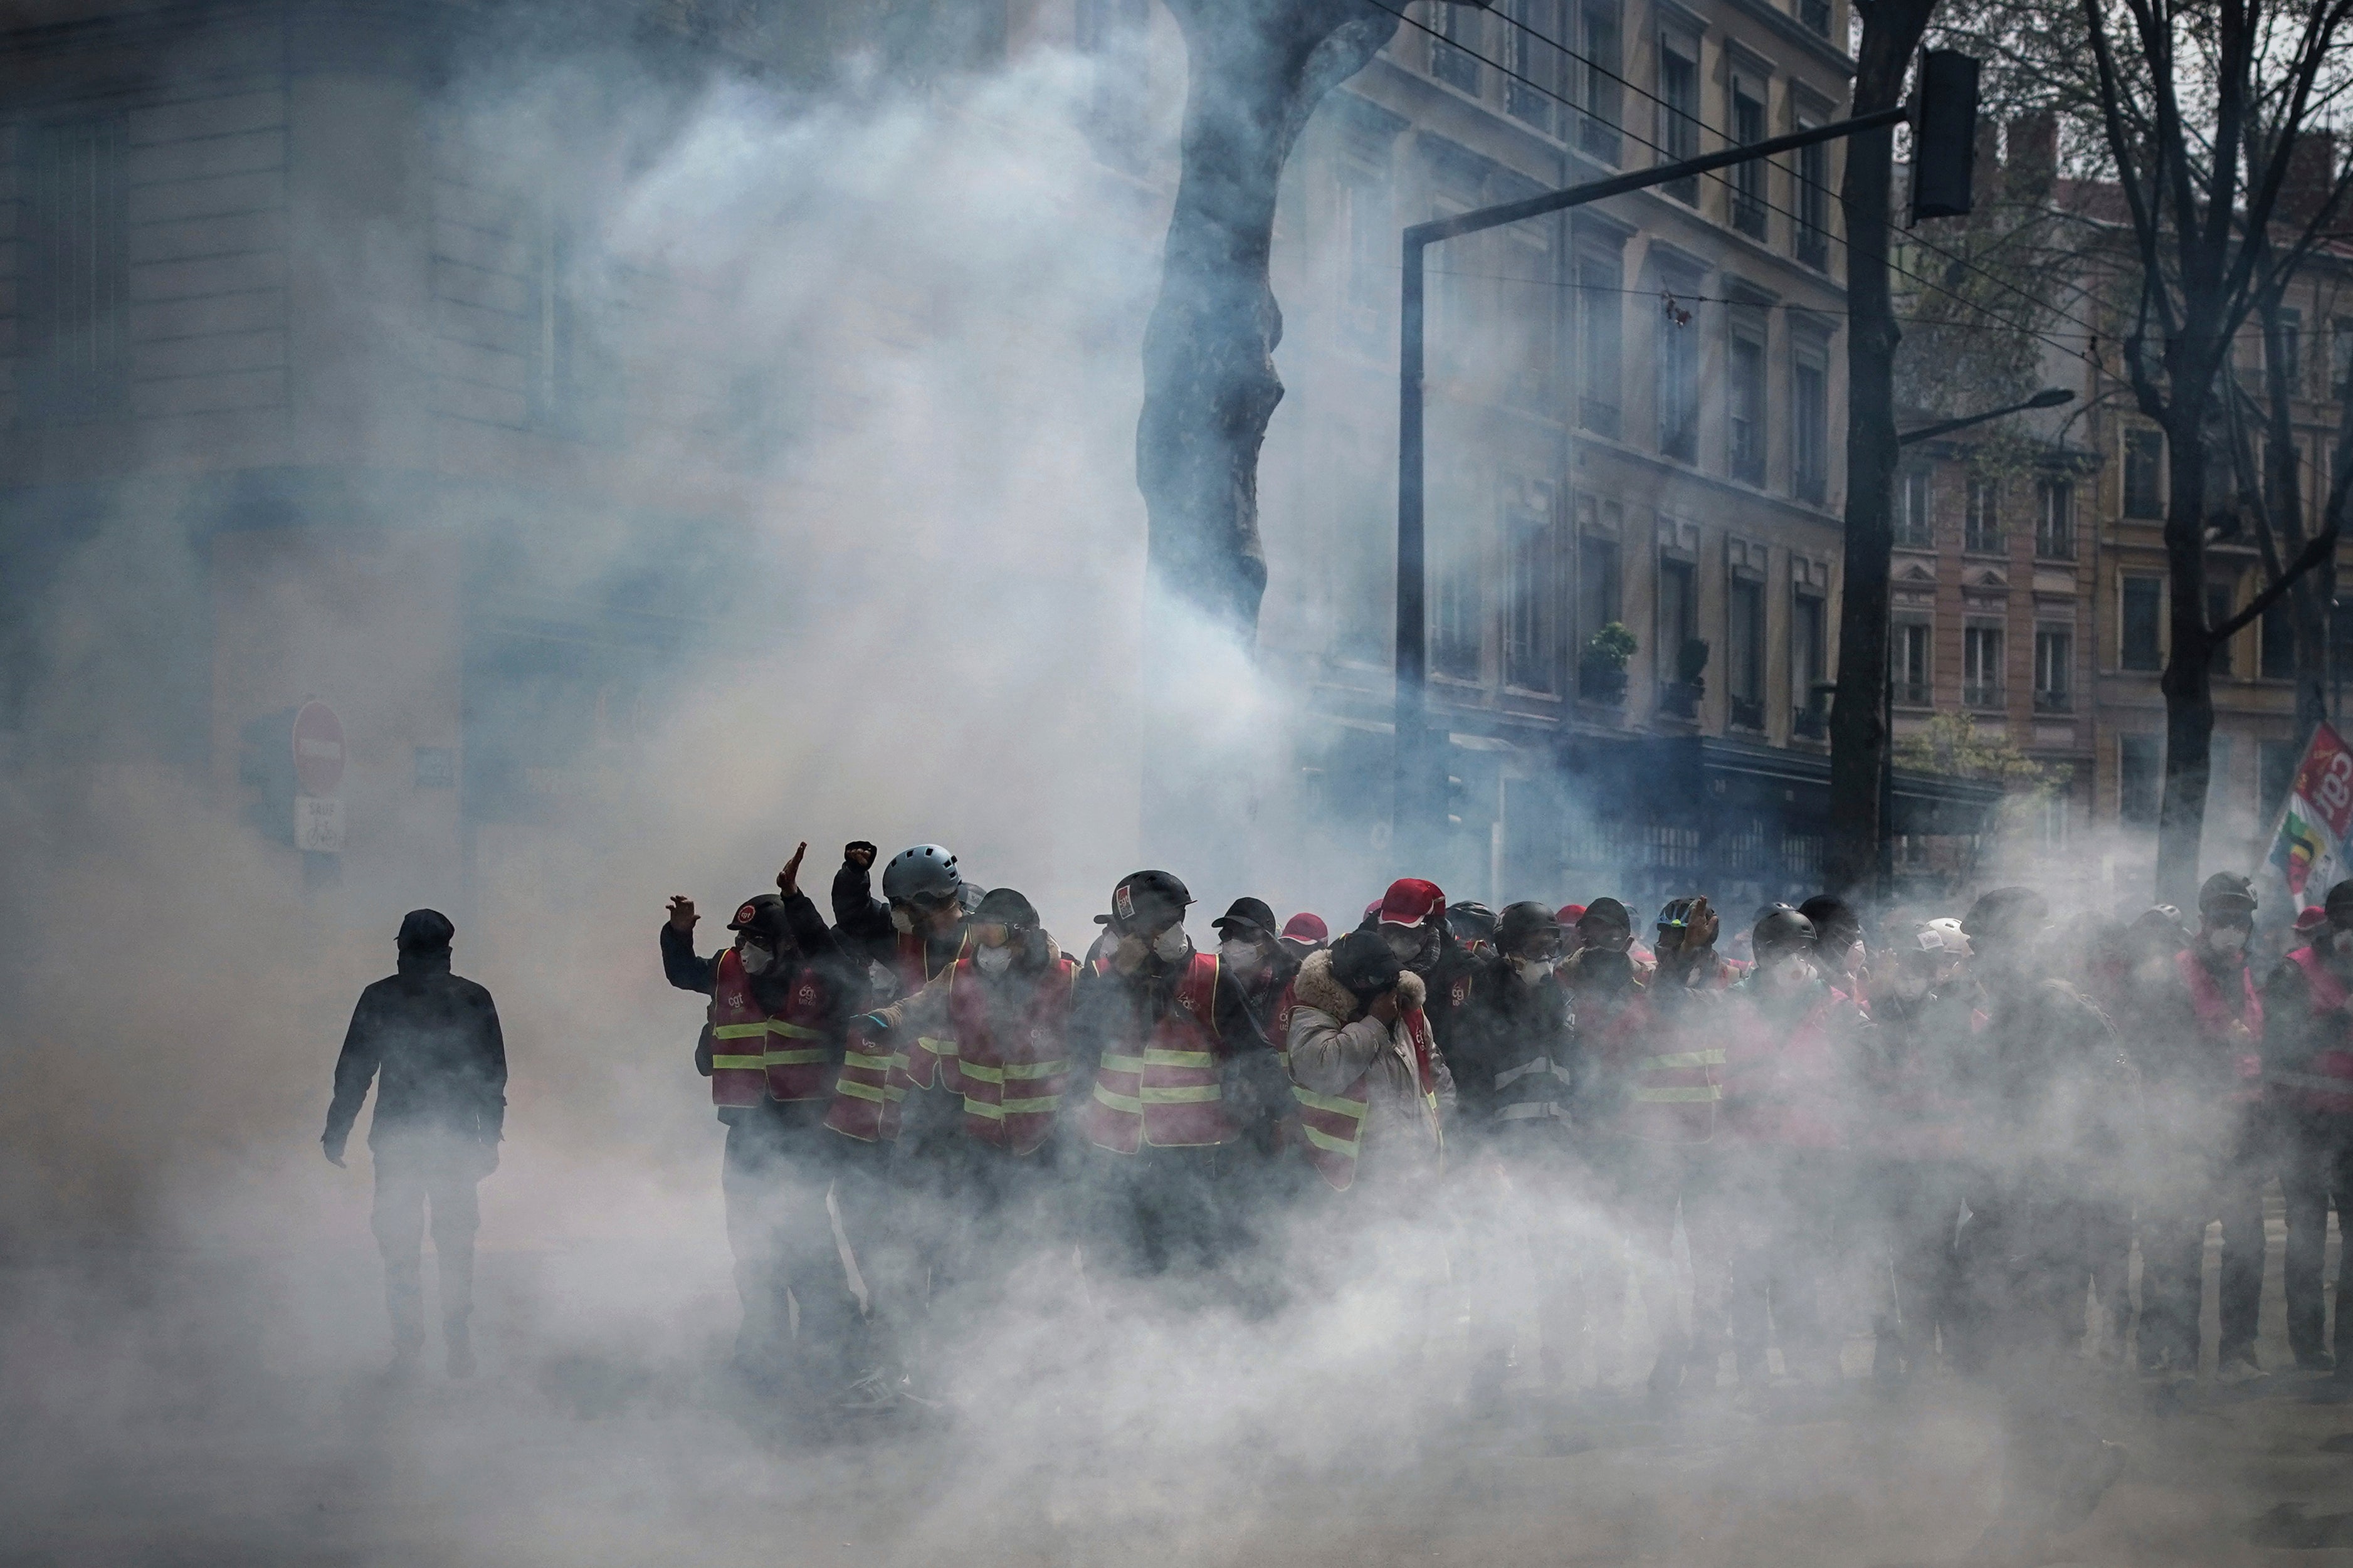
left=1136, top=0, right=1396, bottom=644
left=1133, top=0, right=1395, bottom=870
left=2156, top=410, right=2214, bottom=901
left=1824, top=0, right=1938, bottom=897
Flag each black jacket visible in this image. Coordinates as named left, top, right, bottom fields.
left=1448, top=952, right=1577, bottom=1132
left=660, top=891, right=841, bottom=1007
left=324, top=952, right=507, bottom=1154
left=831, top=857, right=962, bottom=999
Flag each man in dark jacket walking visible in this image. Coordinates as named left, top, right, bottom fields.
left=324, top=909, right=507, bottom=1377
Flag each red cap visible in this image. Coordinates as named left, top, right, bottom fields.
left=1557, top=903, right=1587, bottom=927
left=1280, top=912, right=1329, bottom=944
left=1378, top=878, right=1447, bottom=927
left=2297, top=903, right=2328, bottom=933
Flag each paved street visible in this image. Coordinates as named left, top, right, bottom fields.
left=6, top=1218, right=2346, bottom=1568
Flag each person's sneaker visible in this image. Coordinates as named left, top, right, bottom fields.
left=2216, top=1351, right=2266, bottom=1386
left=2295, top=1350, right=2338, bottom=1374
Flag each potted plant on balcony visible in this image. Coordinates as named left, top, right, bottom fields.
left=1660, top=638, right=1709, bottom=718
left=1578, top=622, right=1638, bottom=705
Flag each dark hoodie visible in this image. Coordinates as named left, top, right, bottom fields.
left=324, top=913, right=507, bottom=1154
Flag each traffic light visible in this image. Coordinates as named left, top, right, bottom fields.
left=239, top=707, right=298, bottom=845
left=1910, top=50, right=1981, bottom=223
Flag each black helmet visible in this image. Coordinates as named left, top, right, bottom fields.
left=972, top=887, right=1038, bottom=930
left=1446, top=901, right=1499, bottom=945
left=882, top=844, right=962, bottom=906
left=1752, top=906, right=1816, bottom=959
left=1495, top=901, right=1561, bottom=955
left=2198, top=871, right=2256, bottom=917
left=1329, top=929, right=1404, bottom=999
left=1797, top=894, right=1859, bottom=947
left=1656, top=897, right=1702, bottom=932
left=1962, top=886, right=2049, bottom=943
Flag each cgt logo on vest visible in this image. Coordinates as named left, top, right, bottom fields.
left=1451, top=978, right=1470, bottom=1006
left=798, top=985, right=816, bottom=1007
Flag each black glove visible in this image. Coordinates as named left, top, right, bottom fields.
left=843, top=842, right=879, bottom=871
left=855, top=1011, right=894, bottom=1034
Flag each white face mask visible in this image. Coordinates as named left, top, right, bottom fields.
left=1218, top=939, right=1265, bottom=978
left=1152, top=926, right=1189, bottom=963
left=890, top=906, right=915, bottom=935
left=739, top=942, right=775, bottom=976
left=1512, top=955, right=1551, bottom=988
left=1759, top=953, right=1811, bottom=987
left=976, top=944, right=1014, bottom=976
left=2208, top=926, right=2249, bottom=954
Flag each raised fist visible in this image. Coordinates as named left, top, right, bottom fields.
left=666, top=895, right=698, bottom=932
left=844, top=842, right=878, bottom=871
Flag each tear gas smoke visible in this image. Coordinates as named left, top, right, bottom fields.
left=0, top=9, right=2343, bottom=1566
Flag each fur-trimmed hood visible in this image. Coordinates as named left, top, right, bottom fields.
left=1292, top=946, right=1428, bottom=1021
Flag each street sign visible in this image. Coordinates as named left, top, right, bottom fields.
left=294, top=794, right=345, bottom=853
left=292, top=700, right=344, bottom=796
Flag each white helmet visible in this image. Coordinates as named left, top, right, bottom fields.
left=1917, top=917, right=1971, bottom=957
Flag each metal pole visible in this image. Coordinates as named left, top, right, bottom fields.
left=1395, top=234, right=1429, bottom=863
left=1392, top=107, right=1910, bottom=856
left=1880, top=639, right=1895, bottom=895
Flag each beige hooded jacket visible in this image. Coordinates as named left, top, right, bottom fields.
left=1285, top=948, right=1453, bottom=1189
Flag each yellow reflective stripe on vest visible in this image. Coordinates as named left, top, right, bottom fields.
left=834, top=1078, right=905, bottom=1104
left=1636, top=1048, right=1726, bottom=1070
left=770, top=1021, right=822, bottom=1039
left=1099, top=1053, right=1149, bottom=1074
left=965, top=1098, right=1005, bottom=1119
left=1142, top=1048, right=1214, bottom=1068
left=711, top=1055, right=766, bottom=1071
left=1004, top=1060, right=1065, bottom=1080
left=1002, top=1095, right=1061, bottom=1113
left=917, top=1036, right=958, bottom=1058
left=960, top=1062, right=1005, bottom=1085
left=1141, top=1085, right=1219, bottom=1104
left=843, top=1050, right=895, bottom=1072
left=1092, top=1084, right=1144, bottom=1113
left=763, top=1048, right=826, bottom=1065
left=1634, top=1085, right=1722, bottom=1102
left=1290, top=1088, right=1370, bottom=1120
left=1300, top=1123, right=1361, bottom=1154
left=712, top=1023, right=768, bottom=1040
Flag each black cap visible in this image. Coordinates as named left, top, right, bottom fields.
left=725, top=892, right=796, bottom=948
left=1496, top=901, right=1560, bottom=953
left=1963, top=886, right=2049, bottom=942
left=397, top=908, right=455, bottom=952
left=1098, top=870, right=1192, bottom=930
left=1579, top=897, right=1632, bottom=930
left=2198, top=871, right=2256, bottom=915
left=974, top=887, right=1039, bottom=929
left=1329, top=929, right=1404, bottom=998
left=1211, top=897, right=1278, bottom=941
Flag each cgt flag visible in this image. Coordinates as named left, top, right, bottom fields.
left=2268, top=722, right=2353, bottom=900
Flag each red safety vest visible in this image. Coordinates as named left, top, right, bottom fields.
left=946, top=955, right=1078, bottom=1154
left=1293, top=1001, right=1441, bottom=1192
left=1616, top=958, right=1737, bottom=1144
left=2176, top=947, right=2264, bottom=1104
left=823, top=930, right=968, bottom=1144
left=1713, top=982, right=1853, bottom=1150
left=2272, top=948, right=2353, bottom=1115
left=1083, top=952, right=1234, bottom=1154
left=707, top=947, right=772, bottom=1109
left=706, top=949, right=834, bottom=1107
